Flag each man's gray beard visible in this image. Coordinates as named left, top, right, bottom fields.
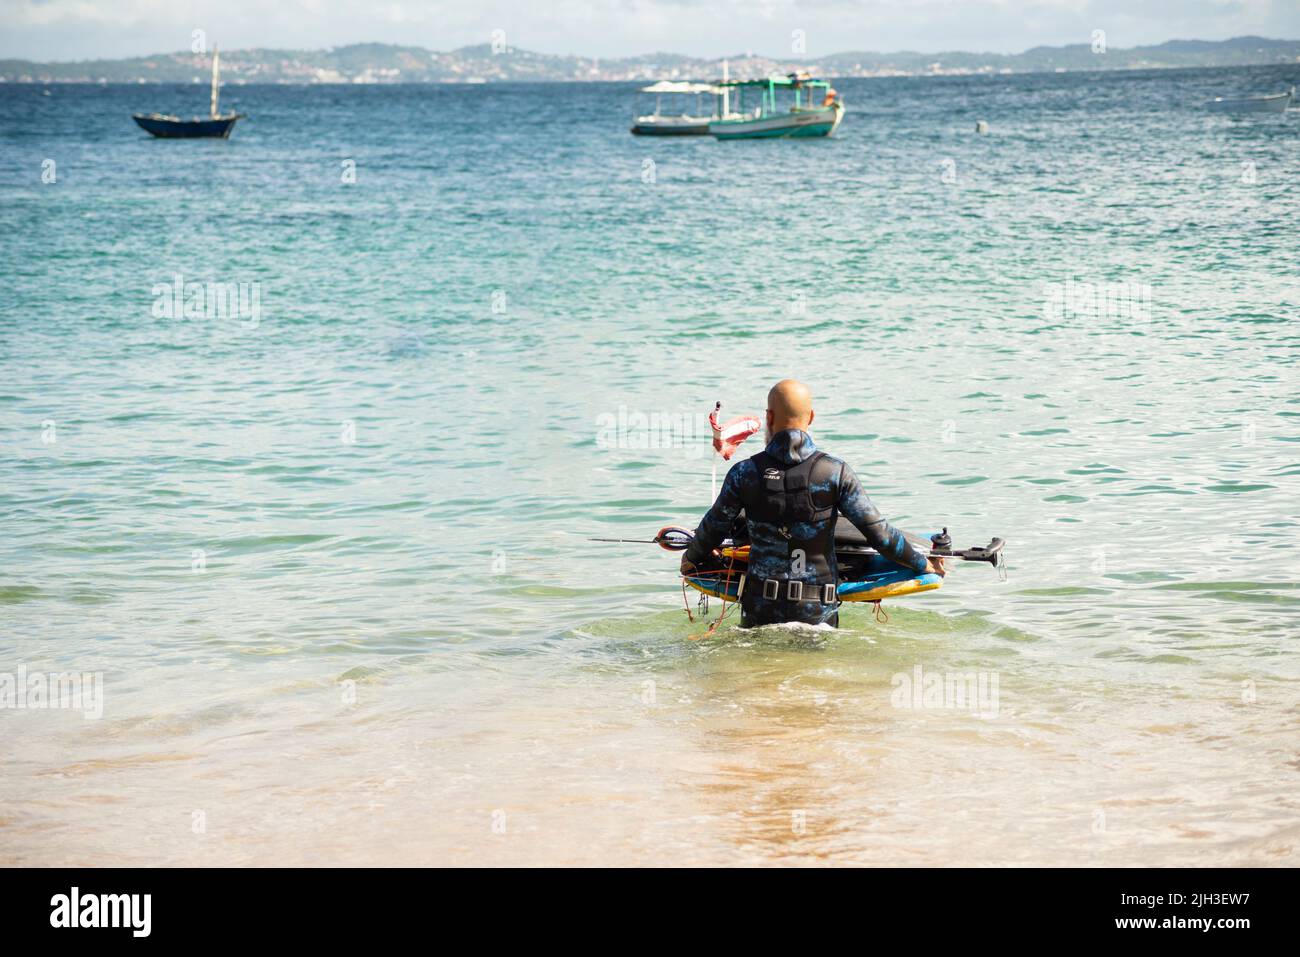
left=764, top=424, right=773, bottom=445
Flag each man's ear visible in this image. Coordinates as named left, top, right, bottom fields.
left=807, top=409, right=815, bottom=428
left=766, top=409, right=775, bottom=429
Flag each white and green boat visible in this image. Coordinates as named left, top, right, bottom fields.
left=708, top=74, right=844, bottom=140
left=630, top=81, right=729, bottom=136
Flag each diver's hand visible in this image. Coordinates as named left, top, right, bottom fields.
left=680, top=557, right=698, bottom=577
left=925, top=556, right=947, bottom=577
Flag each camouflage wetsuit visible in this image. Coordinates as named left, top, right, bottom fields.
left=683, top=429, right=928, bottom=627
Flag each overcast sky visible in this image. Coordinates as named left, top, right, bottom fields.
left=3, top=0, right=1297, bottom=62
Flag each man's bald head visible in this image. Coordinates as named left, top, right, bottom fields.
left=767, top=379, right=815, bottom=434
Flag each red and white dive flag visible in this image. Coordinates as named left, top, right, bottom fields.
left=709, top=402, right=762, bottom=461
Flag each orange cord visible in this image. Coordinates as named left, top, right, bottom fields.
left=681, top=548, right=745, bottom=639
left=680, top=578, right=696, bottom=622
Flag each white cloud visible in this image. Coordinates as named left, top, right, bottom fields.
left=1, top=0, right=1296, bottom=60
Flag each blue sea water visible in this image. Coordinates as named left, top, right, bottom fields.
left=0, top=65, right=1297, bottom=865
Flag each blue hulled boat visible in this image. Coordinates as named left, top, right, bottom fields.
left=132, top=113, right=241, bottom=138
left=132, top=45, right=244, bottom=139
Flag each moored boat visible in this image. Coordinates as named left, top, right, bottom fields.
left=631, top=81, right=727, bottom=135
left=708, top=74, right=844, bottom=140
left=132, top=113, right=242, bottom=138
left=132, top=45, right=244, bottom=138
left=1205, top=87, right=1294, bottom=113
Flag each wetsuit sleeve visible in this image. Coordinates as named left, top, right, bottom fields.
left=683, top=462, right=746, bottom=566
left=837, top=462, right=929, bottom=573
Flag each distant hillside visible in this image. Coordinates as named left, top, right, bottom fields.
left=3, top=35, right=1299, bottom=84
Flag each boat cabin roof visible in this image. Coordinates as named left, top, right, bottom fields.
left=718, top=73, right=833, bottom=90
left=638, top=81, right=722, bottom=95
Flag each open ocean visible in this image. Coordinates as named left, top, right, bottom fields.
left=1, top=64, right=1297, bottom=866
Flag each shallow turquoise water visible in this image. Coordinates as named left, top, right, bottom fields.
left=0, top=67, right=1297, bottom=865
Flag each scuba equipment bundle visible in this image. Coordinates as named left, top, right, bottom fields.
left=592, top=520, right=1007, bottom=630
left=636, top=520, right=1006, bottom=604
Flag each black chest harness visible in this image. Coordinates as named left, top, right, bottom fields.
left=739, top=450, right=840, bottom=606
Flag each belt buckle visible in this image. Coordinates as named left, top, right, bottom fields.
left=787, top=580, right=803, bottom=601
left=823, top=583, right=837, bottom=604
left=762, top=578, right=779, bottom=600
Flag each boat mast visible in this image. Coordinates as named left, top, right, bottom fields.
left=210, top=45, right=220, bottom=118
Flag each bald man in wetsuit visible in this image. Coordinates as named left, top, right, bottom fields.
left=680, top=380, right=944, bottom=627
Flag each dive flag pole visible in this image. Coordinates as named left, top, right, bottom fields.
left=709, top=401, right=722, bottom=502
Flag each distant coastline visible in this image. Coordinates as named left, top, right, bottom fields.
left=3, top=35, right=1299, bottom=85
